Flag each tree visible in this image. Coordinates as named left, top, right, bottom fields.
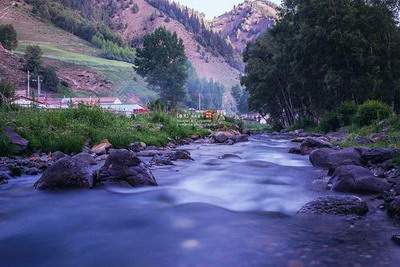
left=231, top=85, right=249, bottom=114
left=0, top=24, right=18, bottom=50
left=134, top=27, right=188, bottom=109
left=42, top=67, right=59, bottom=91
left=24, top=45, right=43, bottom=75
left=242, top=0, right=400, bottom=127
left=0, top=80, right=16, bottom=105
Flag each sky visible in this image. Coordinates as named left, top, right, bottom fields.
left=176, top=0, right=281, bottom=19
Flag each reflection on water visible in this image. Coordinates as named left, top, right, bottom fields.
left=0, top=135, right=399, bottom=267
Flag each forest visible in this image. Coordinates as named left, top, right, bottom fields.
left=242, top=0, right=400, bottom=128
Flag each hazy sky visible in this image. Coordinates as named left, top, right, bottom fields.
left=176, top=0, right=281, bottom=19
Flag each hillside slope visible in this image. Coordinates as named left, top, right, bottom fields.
left=0, top=0, right=155, bottom=102
left=212, top=0, right=277, bottom=54
left=111, top=0, right=241, bottom=88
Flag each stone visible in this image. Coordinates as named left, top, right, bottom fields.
left=51, top=151, right=67, bottom=161
left=387, top=196, right=400, bottom=220
left=91, top=139, right=112, bottom=155
left=300, top=137, right=333, bottom=155
left=34, top=156, right=93, bottom=190
left=330, top=165, right=391, bottom=194
left=72, top=152, right=97, bottom=166
left=213, top=131, right=233, bottom=143
left=129, top=142, right=147, bottom=152
left=235, top=134, right=249, bottom=143
left=291, top=137, right=306, bottom=143
left=3, top=127, right=29, bottom=153
left=0, top=171, right=12, bottom=185
left=150, top=155, right=174, bottom=166
left=357, top=148, right=400, bottom=165
left=169, top=150, right=193, bottom=161
left=369, top=132, right=389, bottom=143
left=99, top=149, right=157, bottom=187
left=309, top=148, right=361, bottom=169
left=298, top=196, right=368, bottom=216
left=288, top=147, right=302, bottom=154
left=391, top=235, right=400, bottom=246
left=354, top=136, right=372, bottom=145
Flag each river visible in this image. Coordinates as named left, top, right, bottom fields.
left=1, top=135, right=399, bottom=267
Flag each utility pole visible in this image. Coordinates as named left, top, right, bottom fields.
left=37, top=75, right=41, bottom=96
left=27, top=70, right=30, bottom=98
left=198, top=92, right=201, bottom=111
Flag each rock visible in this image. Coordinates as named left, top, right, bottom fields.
left=25, top=167, right=40, bottom=175
left=169, top=150, right=193, bottom=161
left=369, top=132, right=389, bottom=143
left=309, top=148, right=361, bottom=169
left=291, top=137, right=306, bottom=143
left=51, top=151, right=67, bottom=161
left=391, top=235, right=400, bottom=246
left=235, top=134, right=249, bottom=143
left=91, top=139, right=112, bottom=155
left=136, top=150, right=164, bottom=157
left=34, top=156, right=93, bottom=190
left=226, top=139, right=235, bottom=145
left=3, top=127, right=29, bottom=153
left=331, top=165, right=391, bottom=194
left=0, top=171, right=12, bottom=185
left=213, top=131, right=234, bottom=143
left=357, top=148, right=400, bottom=165
left=129, top=142, right=147, bottom=152
left=298, top=195, right=368, bottom=216
left=387, top=196, right=400, bottom=220
left=99, top=149, right=157, bottom=187
left=72, top=152, right=96, bottom=166
left=150, top=155, right=174, bottom=166
left=218, top=154, right=242, bottom=160
left=300, top=137, right=333, bottom=155
left=288, top=147, right=302, bottom=154
left=354, top=136, right=372, bottom=145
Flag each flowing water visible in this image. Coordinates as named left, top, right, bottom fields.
left=1, top=135, right=399, bottom=267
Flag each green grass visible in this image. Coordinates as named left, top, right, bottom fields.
left=16, top=41, right=157, bottom=101
left=0, top=106, right=208, bottom=156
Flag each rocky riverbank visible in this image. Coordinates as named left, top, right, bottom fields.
left=0, top=130, right=249, bottom=189
left=278, top=129, right=400, bottom=243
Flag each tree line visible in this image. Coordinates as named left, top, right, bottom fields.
left=242, top=0, right=400, bottom=128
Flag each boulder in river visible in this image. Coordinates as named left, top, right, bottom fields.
left=288, top=147, right=302, bottom=155
left=357, top=148, right=400, bottom=165
left=99, top=149, right=157, bottom=187
left=34, top=156, right=94, bottom=190
left=3, top=127, right=29, bottom=153
left=51, top=151, right=67, bottom=162
left=309, top=148, right=361, bottom=169
left=212, top=131, right=249, bottom=145
left=72, top=152, right=97, bottom=166
left=91, top=139, right=112, bottom=155
left=0, top=171, right=12, bottom=185
left=299, top=137, right=333, bottom=155
left=298, top=195, right=369, bottom=216
left=330, top=165, right=391, bottom=194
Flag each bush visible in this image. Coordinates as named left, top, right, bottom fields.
left=319, top=112, right=341, bottom=133
left=0, top=80, right=16, bottom=105
left=131, top=3, right=139, bottom=13
left=356, top=100, right=392, bottom=126
left=338, top=101, right=357, bottom=126
left=0, top=24, right=18, bottom=50
left=42, top=66, right=59, bottom=91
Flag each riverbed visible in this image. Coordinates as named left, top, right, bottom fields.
left=0, top=135, right=399, bottom=266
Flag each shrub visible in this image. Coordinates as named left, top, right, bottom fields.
left=42, top=66, right=59, bottom=91
left=319, top=112, right=341, bottom=133
left=338, top=101, right=357, bottom=126
left=0, top=24, right=18, bottom=50
left=357, top=100, right=392, bottom=126
left=131, top=3, right=139, bottom=13
left=0, top=80, right=16, bottom=105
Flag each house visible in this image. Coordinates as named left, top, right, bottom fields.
left=12, top=95, right=46, bottom=108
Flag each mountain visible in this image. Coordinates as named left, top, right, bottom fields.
left=0, top=0, right=278, bottom=108
left=111, top=0, right=242, bottom=88
left=211, top=0, right=277, bottom=54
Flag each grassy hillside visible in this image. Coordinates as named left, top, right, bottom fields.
left=0, top=0, right=156, bottom=103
